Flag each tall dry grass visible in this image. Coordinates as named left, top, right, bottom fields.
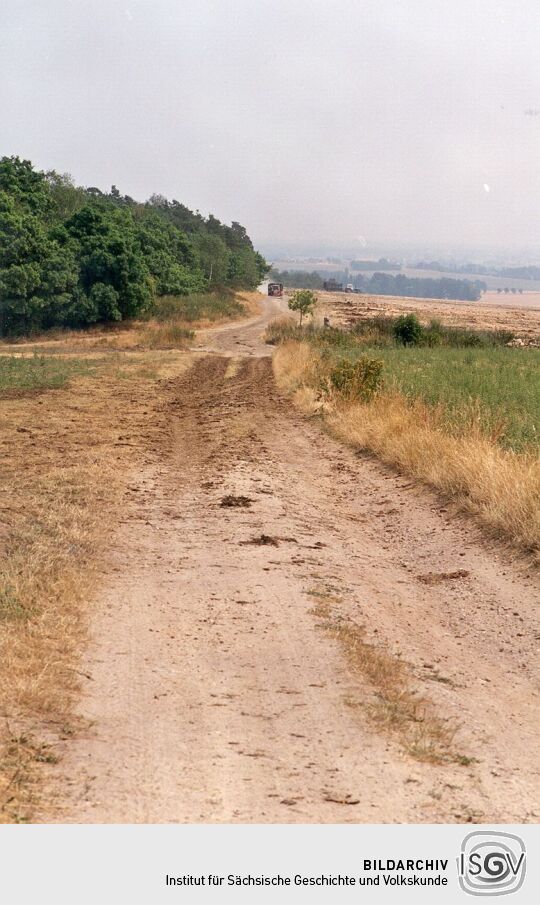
left=273, top=341, right=540, bottom=557
left=0, top=351, right=193, bottom=821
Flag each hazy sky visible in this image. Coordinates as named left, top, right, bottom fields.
left=2, top=0, right=540, bottom=254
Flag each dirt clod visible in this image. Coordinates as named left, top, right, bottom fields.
left=220, top=495, right=253, bottom=508
left=417, top=570, right=471, bottom=584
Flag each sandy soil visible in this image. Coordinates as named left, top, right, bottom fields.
left=46, top=295, right=540, bottom=823
left=317, top=292, right=540, bottom=342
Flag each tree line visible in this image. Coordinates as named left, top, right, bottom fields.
left=0, top=157, right=268, bottom=335
left=415, top=260, right=540, bottom=281
left=270, top=267, right=486, bottom=301
left=356, top=272, right=486, bottom=300
left=349, top=257, right=401, bottom=271
left=269, top=269, right=324, bottom=289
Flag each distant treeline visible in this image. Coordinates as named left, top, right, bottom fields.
left=350, top=257, right=401, bottom=271
left=0, top=156, right=268, bottom=335
left=356, top=272, right=486, bottom=300
left=271, top=268, right=486, bottom=301
left=269, top=269, right=324, bottom=288
left=415, top=260, right=540, bottom=281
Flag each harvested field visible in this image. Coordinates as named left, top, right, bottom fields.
left=316, top=291, right=540, bottom=344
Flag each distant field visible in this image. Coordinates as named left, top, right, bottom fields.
left=480, top=290, right=540, bottom=309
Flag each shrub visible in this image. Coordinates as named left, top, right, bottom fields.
left=421, top=319, right=443, bottom=347
left=265, top=318, right=303, bottom=345
left=327, top=356, right=384, bottom=401
left=152, top=291, right=244, bottom=323
left=393, top=313, right=423, bottom=346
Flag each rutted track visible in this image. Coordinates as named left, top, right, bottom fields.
left=49, top=300, right=540, bottom=823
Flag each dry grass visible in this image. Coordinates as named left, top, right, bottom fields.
left=140, top=323, right=194, bottom=349
left=0, top=351, right=192, bottom=821
left=308, top=587, right=459, bottom=764
left=274, top=341, right=540, bottom=558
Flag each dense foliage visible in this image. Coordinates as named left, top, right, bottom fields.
left=0, top=157, right=268, bottom=334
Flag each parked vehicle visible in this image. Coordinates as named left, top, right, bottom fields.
left=268, top=282, right=283, bottom=297
left=323, top=279, right=343, bottom=291
left=345, top=283, right=354, bottom=293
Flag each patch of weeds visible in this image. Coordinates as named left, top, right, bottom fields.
left=454, top=754, right=480, bottom=767
left=308, top=586, right=464, bottom=765
left=152, top=291, right=245, bottom=323
left=325, top=356, right=384, bottom=402
left=0, top=584, right=28, bottom=622
left=0, top=355, right=96, bottom=395
left=0, top=733, right=56, bottom=823
left=141, top=324, right=195, bottom=349
left=241, top=534, right=280, bottom=546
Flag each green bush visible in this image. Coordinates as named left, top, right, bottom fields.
left=421, top=319, right=443, bottom=347
left=328, top=356, right=384, bottom=401
left=393, top=313, right=423, bottom=346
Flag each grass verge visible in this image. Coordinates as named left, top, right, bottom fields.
left=271, top=323, right=540, bottom=558
left=0, top=351, right=189, bottom=821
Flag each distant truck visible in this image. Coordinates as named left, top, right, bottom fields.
left=323, top=279, right=343, bottom=291
left=345, top=283, right=354, bottom=293
left=268, top=281, right=283, bottom=297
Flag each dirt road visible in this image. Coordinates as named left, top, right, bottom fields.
left=50, top=296, right=539, bottom=823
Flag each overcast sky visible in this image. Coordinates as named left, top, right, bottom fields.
left=2, top=0, right=540, bottom=255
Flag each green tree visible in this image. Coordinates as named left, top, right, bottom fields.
left=227, top=247, right=261, bottom=288
left=288, top=289, right=317, bottom=326
left=393, top=313, right=423, bottom=346
left=136, top=211, right=204, bottom=295
left=63, top=205, right=153, bottom=320
left=0, top=156, right=52, bottom=215
left=0, top=156, right=268, bottom=333
left=192, top=233, right=230, bottom=286
left=0, top=191, right=79, bottom=334
left=45, top=171, right=86, bottom=221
